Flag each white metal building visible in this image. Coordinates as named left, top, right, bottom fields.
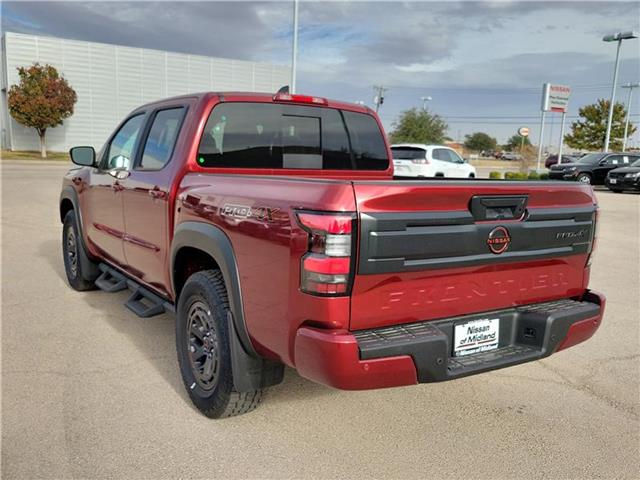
left=1, top=32, right=290, bottom=151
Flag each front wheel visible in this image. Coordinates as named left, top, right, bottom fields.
left=176, top=270, right=264, bottom=418
left=62, top=211, right=97, bottom=291
left=576, top=173, right=591, bottom=184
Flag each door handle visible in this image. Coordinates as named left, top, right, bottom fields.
left=148, top=186, right=166, bottom=199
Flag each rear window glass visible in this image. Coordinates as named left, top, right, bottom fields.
left=391, top=147, right=426, bottom=160
left=197, top=102, right=388, bottom=170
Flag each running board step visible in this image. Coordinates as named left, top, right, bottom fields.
left=125, top=282, right=166, bottom=318
left=95, top=264, right=127, bottom=292
left=97, top=263, right=172, bottom=318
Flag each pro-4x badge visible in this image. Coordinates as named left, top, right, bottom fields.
left=220, top=203, right=279, bottom=222
left=487, top=226, right=511, bottom=254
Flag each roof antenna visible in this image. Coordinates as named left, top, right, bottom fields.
left=277, top=85, right=290, bottom=94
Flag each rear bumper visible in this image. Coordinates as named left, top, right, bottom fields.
left=294, top=291, right=605, bottom=390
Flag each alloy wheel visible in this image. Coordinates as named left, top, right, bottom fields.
left=66, top=227, right=78, bottom=278
left=187, top=300, right=220, bottom=390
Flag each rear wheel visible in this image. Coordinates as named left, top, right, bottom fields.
left=176, top=270, right=264, bottom=418
left=62, top=211, right=97, bottom=291
left=576, top=173, right=591, bottom=184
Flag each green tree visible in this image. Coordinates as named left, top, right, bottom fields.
left=505, top=134, right=531, bottom=151
left=464, top=132, right=497, bottom=152
left=8, top=63, right=77, bottom=158
left=564, top=99, right=635, bottom=151
left=389, top=108, right=448, bottom=144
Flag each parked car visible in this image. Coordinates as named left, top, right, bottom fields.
left=544, top=154, right=578, bottom=169
left=605, top=158, right=640, bottom=192
left=391, top=144, right=476, bottom=178
left=548, top=152, right=640, bottom=184
left=501, top=152, right=522, bottom=161
left=60, top=91, right=605, bottom=418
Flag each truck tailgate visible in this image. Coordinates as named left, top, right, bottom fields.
left=350, top=180, right=596, bottom=330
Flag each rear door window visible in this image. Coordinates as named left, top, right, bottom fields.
left=197, top=102, right=388, bottom=170
left=139, top=107, right=185, bottom=170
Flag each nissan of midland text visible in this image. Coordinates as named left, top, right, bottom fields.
left=60, top=91, right=605, bottom=418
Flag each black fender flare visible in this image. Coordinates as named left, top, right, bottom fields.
left=170, top=221, right=284, bottom=391
left=59, top=186, right=99, bottom=280
left=170, top=221, right=254, bottom=355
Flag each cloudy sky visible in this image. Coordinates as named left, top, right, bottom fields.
left=2, top=1, right=639, bottom=146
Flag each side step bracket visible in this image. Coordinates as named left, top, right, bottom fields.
left=97, top=263, right=172, bottom=318
left=125, top=281, right=166, bottom=318
left=95, top=264, right=127, bottom=292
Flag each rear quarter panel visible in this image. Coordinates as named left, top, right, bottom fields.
left=175, top=174, right=356, bottom=365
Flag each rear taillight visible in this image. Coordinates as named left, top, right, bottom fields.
left=296, top=211, right=355, bottom=296
left=587, top=207, right=599, bottom=266
left=411, top=158, right=430, bottom=165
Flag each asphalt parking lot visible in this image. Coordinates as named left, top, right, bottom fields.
left=2, top=160, right=639, bottom=479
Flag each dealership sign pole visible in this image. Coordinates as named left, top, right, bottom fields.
left=537, top=83, right=571, bottom=169
left=557, top=111, right=567, bottom=165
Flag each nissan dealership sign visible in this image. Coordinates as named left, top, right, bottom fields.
left=541, top=83, right=571, bottom=112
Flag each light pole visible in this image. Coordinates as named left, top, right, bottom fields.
left=373, top=85, right=387, bottom=112
left=602, top=31, right=638, bottom=152
left=421, top=96, right=432, bottom=111
left=291, top=0, right=299, bottom=93
left=621, top=82, right=639, bottom=152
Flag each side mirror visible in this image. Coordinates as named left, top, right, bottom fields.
left=69, top=146, right=96, bottom=167
left=599, top=159, right=608, bottom=166
left=108, top=168, right=130, bottom=180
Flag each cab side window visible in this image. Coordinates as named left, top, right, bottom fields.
left=605, top=155, right=622, bottom=166
left=432, top=149, right=449, bottom=162
left=447, top=149, right=465, bottom=163
left=104, top=114, right=145, bottom=170
left=139, top=108, right=185, bottom=170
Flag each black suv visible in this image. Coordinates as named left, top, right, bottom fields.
left=548, top=152, right=640, bottom=184
left=605, top=158, right=640, bottom=192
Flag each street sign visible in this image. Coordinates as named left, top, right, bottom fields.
left=541, top=83, right=571, bottom=112
left=518, top=127, right=530, bottom=137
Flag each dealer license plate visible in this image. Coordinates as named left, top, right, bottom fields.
left=609, top=178, right=617, bottom=184
left=453, top=318, right=500, bottom=357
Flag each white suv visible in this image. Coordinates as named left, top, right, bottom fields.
left=391, top=144, right=476, bottom=178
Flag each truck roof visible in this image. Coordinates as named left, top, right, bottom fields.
left=391, top=144, right=454, bottom=150
left=137, top=91, right=372, bottom=115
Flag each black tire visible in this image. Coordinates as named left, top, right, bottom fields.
left=469, top=173, right=475, bottom=178
left=576, top=173, right=591, bottom=184
left=176, top=270, right=264, bottom=418
left=62, top=211, right=98, bottom=291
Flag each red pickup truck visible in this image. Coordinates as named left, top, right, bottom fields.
left=60, top=92, right=605, bottom=418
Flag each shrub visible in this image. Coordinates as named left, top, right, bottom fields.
left=515, top=172, right=529, bottom=180
left=539, top=172, right=549, bottom=180
left=489, top=171, right=502, bottom=179
left=528, top=171, right=540, bottom=180
left=504, top=171, right=515, bottom=180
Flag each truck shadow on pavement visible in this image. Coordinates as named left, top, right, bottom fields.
left=38, top=238, right=332, bottom=409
